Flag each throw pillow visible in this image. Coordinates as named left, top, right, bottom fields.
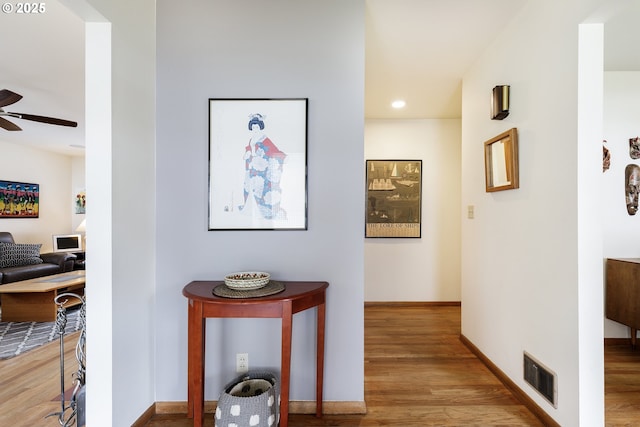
left=0, top=242, right=44, bottom=268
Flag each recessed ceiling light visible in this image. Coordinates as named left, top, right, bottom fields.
left=391, top=100, right=406, bottom=109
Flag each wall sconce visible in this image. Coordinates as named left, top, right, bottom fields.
left=491, top=85, right=510, bottom=120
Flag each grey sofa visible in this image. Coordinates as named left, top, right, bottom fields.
left=0, top=232, right=76, bottom=284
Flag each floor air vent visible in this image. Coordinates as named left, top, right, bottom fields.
left=523, top=351, right=557, bottom=407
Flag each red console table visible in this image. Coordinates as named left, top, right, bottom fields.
left=182, top=280, right=328, bottom=427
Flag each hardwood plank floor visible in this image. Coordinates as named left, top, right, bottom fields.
left=605, top=340, right=640, bottom=426
left=146, top=305, right=544, bottom=426
left=3, top=307, right=640, bottom=426
left=0, top=331, right=80, bottom=427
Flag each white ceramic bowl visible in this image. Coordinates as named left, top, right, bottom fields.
left=224, top=272, right=270, bottom=290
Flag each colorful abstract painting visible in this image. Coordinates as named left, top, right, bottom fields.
left=0, top=180, right=39, bottom=218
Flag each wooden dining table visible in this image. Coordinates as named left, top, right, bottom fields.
left=182, top=280, right=329, bottom=427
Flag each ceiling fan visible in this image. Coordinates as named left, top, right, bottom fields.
left=0, top=89, right=77, bottom=131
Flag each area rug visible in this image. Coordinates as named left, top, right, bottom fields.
left=0, top=307, right=82, bottom=360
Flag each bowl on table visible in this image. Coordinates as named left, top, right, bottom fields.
left=224, top=272, right=271, bottom=290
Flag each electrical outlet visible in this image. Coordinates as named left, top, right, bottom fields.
left=236, top=353, right=249, bottom=373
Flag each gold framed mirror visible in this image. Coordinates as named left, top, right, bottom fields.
left=484, top=128, right=519, bottom=192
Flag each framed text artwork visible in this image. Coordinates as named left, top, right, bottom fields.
left=0, top=180, right=39, bottom=218
left=208, top=98, right=308, bottom=230
left=365, top=160, right=422, bottom=238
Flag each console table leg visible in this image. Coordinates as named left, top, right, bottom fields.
left=316, top=302, right=325, bottom=418
left=187, top=299, right=205, bottom=427
left=632, top=327, right=637, bottom=349
left=280, top=302, right=293, bottom=427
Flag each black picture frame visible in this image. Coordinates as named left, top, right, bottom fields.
left=0, top=180, right=39, bottom=218
left=208, top=98, right=308, bottom=230
left=365, top=160, right=422, bottom=238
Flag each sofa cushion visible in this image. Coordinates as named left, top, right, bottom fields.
left=0, top=263, right=60, bottom=283
left=0, top=242, right=44, bottom=268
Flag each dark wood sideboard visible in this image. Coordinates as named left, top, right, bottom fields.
left=606, top=258, right=640, bottom=346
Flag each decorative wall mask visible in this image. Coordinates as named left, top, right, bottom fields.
left=603, top=140, right=610, bottom=172
left=625, top=164, right=640, bottom=215
left=630, top=137, right=640, bottom=159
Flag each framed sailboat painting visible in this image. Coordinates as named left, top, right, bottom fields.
left=365, top=160, right=422, bottom=238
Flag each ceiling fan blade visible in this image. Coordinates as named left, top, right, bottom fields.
left=0, top=116, right=22, bottom=131
left=0, top=89, right=23, bottom=108
left=8, top=112, right=77, bottom=128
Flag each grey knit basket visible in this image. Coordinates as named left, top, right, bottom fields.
left=215, top=370, right=280, bottom=427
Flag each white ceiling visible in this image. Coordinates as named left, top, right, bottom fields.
left=1, top=0, right=638, bottom=155
left=365, top=0, right=527, bottom=119
left=0, top=0, right=84, bottom=156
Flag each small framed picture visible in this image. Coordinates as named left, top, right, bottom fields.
left=208, top=98, right=308, bottom=230
left=365, top=160, right=422, bottom=238
left=484, top=128, right=519, bottom=192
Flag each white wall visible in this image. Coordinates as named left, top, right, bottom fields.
left=365, top=119, right=461, bottom=301
left=72, top=0, right=157, bottom=425
left=156, top=0, right=365, bottom=404
left=461, top=1, right=608, bottom=425
left=603, top=71, right=640, bottom=337
left=0, top=140, right=74, bottom=251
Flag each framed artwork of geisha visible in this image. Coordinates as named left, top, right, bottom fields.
left=208, top=98, right=308, bottom=230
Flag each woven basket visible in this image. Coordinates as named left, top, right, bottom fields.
left=224, top=272, right=271, bottom=290
left=215, top=370, right=279, bottom=427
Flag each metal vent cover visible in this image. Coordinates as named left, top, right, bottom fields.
left=523, top=351, right=557, bottom=408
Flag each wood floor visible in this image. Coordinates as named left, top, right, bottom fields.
left=2, top=306, right=640, bottom=426
left=0, top=331, right=80, bottom=427
left=604, top=338, right=640, bottom=426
